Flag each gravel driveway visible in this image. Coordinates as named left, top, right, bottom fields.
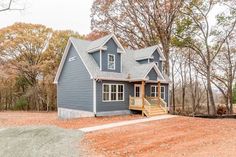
left=0, top=126, right=83, bottom=157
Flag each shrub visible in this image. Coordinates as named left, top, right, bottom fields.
left=217, top=105, right=227, bottom=115
left=15, top=97, right=28, bottom=110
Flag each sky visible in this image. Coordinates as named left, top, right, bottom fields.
left=0, top=0, right=93, bottom=35
left=0, top=0, right=226, bottom=35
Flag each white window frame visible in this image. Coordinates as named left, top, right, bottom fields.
left=161, top=86, right=165, bottom=99
left=150, top=85, right=165, bottom=99
left=107, top=54, right=115, bottom=70
left=102, top=83, right=124, bottom=102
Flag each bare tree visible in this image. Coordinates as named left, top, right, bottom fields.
left=0, top=0, right=24, bottom=12
left=212, top=36, right=236, bottom=113
left=91, top=0, right=183, bottom=75
left=174, top=0, right=236, bottom=115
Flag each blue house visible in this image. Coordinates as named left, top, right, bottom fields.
left=54, top=34, right=170, bottom=119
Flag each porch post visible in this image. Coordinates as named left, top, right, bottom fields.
left=141, top=80, right=145, bottom=116
left=158, top=81, right=161, bottom=106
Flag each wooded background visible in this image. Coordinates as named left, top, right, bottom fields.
left=0, top=0, right=236, bottom=116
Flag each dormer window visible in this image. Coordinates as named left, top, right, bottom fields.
left=108, top=54, right=115, bottom=70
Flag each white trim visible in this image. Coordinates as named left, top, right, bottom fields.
left=150, top=85, right=158, bottom=97
left=53, top=40, right=72, bottom=84
left=135, top=45, right=166, bottom=61
left=156, top=45, right=166, bottom=61
left=54, top=38, right=94, bottom=84
left=93, top=79, right=97, bottom=114
left=102, top=83, right=125, bottom=102
left=87, top=46, right=107, bottom=53
left=87, top=34, right=126, bottom=53
left=134, top=84, right=142, bottom=98
left=120, top=54, right=123, bottom=72
left=71, top=39, right=93, bottom=78
left=112, top=34, right=126, bottom=53
left=150, top=85, right=165, bottom=99
left=99, top=49, right=102, bottom=70
left=143, top=63, right=165, bottom=80
left=161, top=86, right=165, bottom=100
left=136, top=56, right=154, bottom=61
left=94, top=77, right=170, bottom=84
left=107, top=54, right=115, bottom=70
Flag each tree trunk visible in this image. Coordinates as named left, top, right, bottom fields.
left=162, top=41, right=170, bottom=76
left=206, top=90, right=210, bottom=115
left=206, top=66, right=216, bottom=115
left=182, top=87, right=185, bottom=112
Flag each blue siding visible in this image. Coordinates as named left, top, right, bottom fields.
left=145, top=83, right=169, bottom=105
left=96, top=80, right=131, bottom=112
left=102, top=38, right=121, bottom=73
left=147, top=68, right=158, bottom=80
left=57, top=45, right=93, bottom=111
left=152, top=50, right=162, bottom=72
left=91, top=50, right=100, bottom=67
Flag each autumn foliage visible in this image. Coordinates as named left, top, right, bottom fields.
left=0, top=23, right=84, bottom=111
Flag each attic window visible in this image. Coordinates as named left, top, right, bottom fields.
left=108, top=54, right=115, bottom=70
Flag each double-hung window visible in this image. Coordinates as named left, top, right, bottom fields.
left=102, top=84, right=124, bottom=101
left=108, top=54, right=115, bottom=70
left=150, top=85, right=165, bottom=99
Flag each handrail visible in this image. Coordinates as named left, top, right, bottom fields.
left=158, top=97, right=167, bottom=112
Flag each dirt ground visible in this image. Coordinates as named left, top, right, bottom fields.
left=0, top=111, right=141, bottom=129
left=1, top=112, right=236, bottom=157
left=81, top=116, right=236, bottom=157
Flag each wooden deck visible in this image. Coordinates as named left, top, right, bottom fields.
left=129, top=96, right=167, bottom=117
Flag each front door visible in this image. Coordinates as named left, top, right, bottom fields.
left=134, top=84, right=142, bottom=105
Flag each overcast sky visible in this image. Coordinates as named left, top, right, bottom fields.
left=0, top=0, right=226, bottom=35
left=0, top=0, right=93, bottom=35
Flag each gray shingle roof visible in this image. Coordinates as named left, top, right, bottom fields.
left=86, top=34, right=112, bottom=52
left=69, top=36, right=169, bottom=83
left=133, top=45, right=166, bottom=61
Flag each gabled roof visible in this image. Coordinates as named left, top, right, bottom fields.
left=86, top=34, right=125, bottom=53
left=54, top=35, right=170, bottom=84
left=133, top=45, right=166, bottom=61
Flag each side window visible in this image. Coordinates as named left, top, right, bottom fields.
left=102, top=84, right=124, bottom=101
left=108, top=54, right=115, bottom=70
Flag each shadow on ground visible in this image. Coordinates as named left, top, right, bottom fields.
left=0, top=126, right=83, bottom=157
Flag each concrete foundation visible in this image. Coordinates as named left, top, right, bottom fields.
left=58, top=108, right=95, bottom=119
left=96, top=110, right=131, bottom=117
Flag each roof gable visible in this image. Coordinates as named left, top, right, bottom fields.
left=53, top=38, right=93, bottom=84
left=86, top=34, right=125, bottom=53
left=134, top=45, right=166, bottom=61
left=54, top=35, right=170, bottom=84
left=143, top=63, right=165, bottom=81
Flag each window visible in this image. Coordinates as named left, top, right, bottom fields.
left=135, top=85, right=141, bottom=97
left=118, top=85, right=124, bottom=100
left=102, top=84, right=124, bottom=101
left=150, top=85, right=165, bottom=99
left=111, top=85, right=117, bottom=100
left=103, top=84, right=110, bottom=101
left=150, top=85, right=158, bottom=97
left=108, top=54, right=115, bottom=70
left=161, top=86, right=165, bottom=99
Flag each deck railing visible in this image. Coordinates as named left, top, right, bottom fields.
left=146, top=96, right=167, bottom=112
left=129, top=96, right=167, bottom=113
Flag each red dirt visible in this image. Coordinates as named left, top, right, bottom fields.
left=81, top=116, right=236, bottom=157
left=0, top=111, right=141, bottom=129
